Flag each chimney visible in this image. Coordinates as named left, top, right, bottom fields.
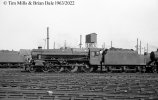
left=38, top=46, right=42, bottom=49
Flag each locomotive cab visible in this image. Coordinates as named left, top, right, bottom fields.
left=89, top=48, right=103, bottom=65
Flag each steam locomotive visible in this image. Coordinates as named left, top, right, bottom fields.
left=24, top=47, right=158, bottom=73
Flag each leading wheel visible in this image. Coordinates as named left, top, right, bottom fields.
left=29, top=65, right=36, bottom=73
left=92, top=66, right=98, bottom=72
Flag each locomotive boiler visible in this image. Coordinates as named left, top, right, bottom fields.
left=25, top=47, right=94, bottom=72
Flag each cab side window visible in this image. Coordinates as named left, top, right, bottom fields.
left=91, top=51, right=100, bottom=56
left=95, top=51, right=100, bottom=56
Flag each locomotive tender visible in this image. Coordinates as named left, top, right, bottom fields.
left=24, top=47, right=158, bottom=73
left=0, top=50, right=24, bottom=68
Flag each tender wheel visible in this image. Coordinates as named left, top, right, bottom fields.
left=81, top=64, right=93, bottom=73
left=66, top=65, right=78, bottom=73
left=108, top=66, right=112, bottom=73
left=29, top=65, right=36, bottom=73
left=137, top=66, right=141, bottom=72
left=152, top=67, right=157, bottom=73
left=92, top=66, right=98, bottom=72
left=141, top=66, right=146, bottom=73
left=53, top=66, right=64, bottom=72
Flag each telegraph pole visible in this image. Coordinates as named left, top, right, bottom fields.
left=54, top=42, right=55, bottom=49
left=147, top=43, right=148, bottom=53
left=79, top=35, right=82, bottom=48
left=111, top=41, right=112, bottom=48
left=64, top=40, right=66, bottom=49
left=137, top=38, right=138, bottom=54
left=47, top=27, right=49, bottom=49
left=103, top=42, right=105, bottom=49
left=140, top=40, right=141, bottom=54
left=144, top=47, right=146, bottom=54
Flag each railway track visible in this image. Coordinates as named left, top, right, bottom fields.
left=0, top=68, right=158, bottom=100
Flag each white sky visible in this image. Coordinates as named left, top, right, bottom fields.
left=0, top=0, right=158, bottom=52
